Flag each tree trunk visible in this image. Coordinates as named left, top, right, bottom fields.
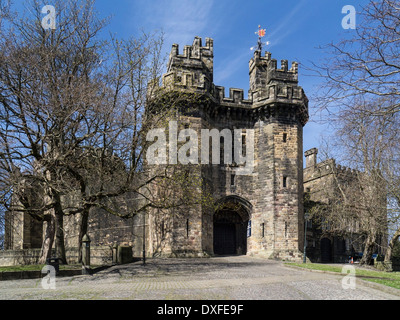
left=53, top=197, right=67, bottom=264
left=38, top=215, right=55, bottom=264
left=360, top=234, right=376, bottom=265
left=384, top=228, right=400, bottom=262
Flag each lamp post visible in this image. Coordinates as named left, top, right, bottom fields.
left=303, top=212, right=308, bottom=264
left=142, top=211, right=146, bottom=266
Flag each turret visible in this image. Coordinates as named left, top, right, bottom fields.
left=162, top=36, right=214, bottom=93
left=248, top=50, right=308, bottom=126
left=305, top=148, right=318, bottom=168
left=249, top=50, right=298, bottom=91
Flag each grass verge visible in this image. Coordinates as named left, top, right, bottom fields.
left=0, top=264, right=84, bottom=272
left=285, top=262, right=400, bottom=290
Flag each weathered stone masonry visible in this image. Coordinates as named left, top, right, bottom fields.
left=147, top=36, right=309, bottom=260
left=3, top=36, right=310, bottom=263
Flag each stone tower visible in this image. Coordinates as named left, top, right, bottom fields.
left=149, top=36, right=309, bottom=260
left=2, top=37, right=310, bottom=264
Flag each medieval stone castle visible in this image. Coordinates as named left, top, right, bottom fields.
left=2, top=36, right=374, bottom=265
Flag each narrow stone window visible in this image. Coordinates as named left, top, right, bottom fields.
left=283, top=133, right=287, bottom=143
left=285, top=222, right=288, bottom=238
left=231, top=174, right=235, bottom=186
left=261, top=223, right=265, bottom=238
left=161, top=221, right=165, bottom=239
left=283, top=176, right=287, bottom=188
left=242, top=134, right=246, bottom=156
left=232, top=135, right=235, bottom=162
left=220, top=136, right=224, bottom=165
left=186, top=219, right=189, bottom=238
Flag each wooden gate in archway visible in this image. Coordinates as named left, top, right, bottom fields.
left=213, top=196, right=251, bottom=255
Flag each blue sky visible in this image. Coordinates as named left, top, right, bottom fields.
left=14, top=0, right=371, bottom=163
left=96, top=0, right=371, bottom=160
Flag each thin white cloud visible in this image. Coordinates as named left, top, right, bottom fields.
left=267, top=0, right=310, bottom=48
left=133, top=0, right=215, bottom=51
left=214, top=50, right=249, bottom=86
left=214, top=0, right=312, bottom=88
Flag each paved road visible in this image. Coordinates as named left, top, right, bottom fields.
left=0, top=255, right=399, bottom=300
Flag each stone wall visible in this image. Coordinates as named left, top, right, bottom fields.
left=375, top=257, right=400, bottom=272
left=0, top=246, right=113, bottom=267
left=6, top=36, right=310, bottom=263
left=0, top=249, right=50, bottom=266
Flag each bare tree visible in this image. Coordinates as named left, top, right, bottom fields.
left=0, top=0, right=210, bottom=264
left=311, top=0, right=400, bottom=118
left=310, top=0, right=400, bottom=264
left=309, top=101, right=398, bottom=264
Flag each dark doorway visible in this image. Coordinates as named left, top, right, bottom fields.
left=320, top=238, right=332, bottom=263
left=213, top=222, right=236, bottom=255
left=213, top=209, right=247, bottom=255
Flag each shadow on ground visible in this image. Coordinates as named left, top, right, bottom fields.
left=93, top=255, right=273, bottom=280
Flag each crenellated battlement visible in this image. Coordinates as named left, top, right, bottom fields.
left=335, top=164, right=359, bottom=177
left=168, top=37, right=213, bottom=61
left=304, top=148, right=361, bottom=184
left=248, top=50, right=301, bottom=106
left=249, top=50, right=298, bottom=82
left=214, top=86, right=252, bottom=106
left=162, top=37, right=214, bottom=93
left=166, top=36, right=213, bottom=78
left=159, top=37, right=308, bottom=125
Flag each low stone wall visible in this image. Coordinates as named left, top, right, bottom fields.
left=374, top=257, right=400, bottom=272
left=0, top=246, right=113, bottom=267
left=0, top=249, right=52, bottom=266
left=64, top=246, right=113, bottom=265
left=0, top=269, right=83, bottom=281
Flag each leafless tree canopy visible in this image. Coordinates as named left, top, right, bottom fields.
left=311, top=0, right=400, bottom=263
left=312, top=0, right=400, bottom=118
left=0, top=0, right=210, bottom=263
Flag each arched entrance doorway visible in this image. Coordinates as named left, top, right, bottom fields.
left=213, top=196, right=251, bottom=256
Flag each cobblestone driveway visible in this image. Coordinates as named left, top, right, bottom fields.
left=0, top=255, right=399, bottom=300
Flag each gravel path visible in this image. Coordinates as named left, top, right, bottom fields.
left=0, top=255, right=399, bottom=300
